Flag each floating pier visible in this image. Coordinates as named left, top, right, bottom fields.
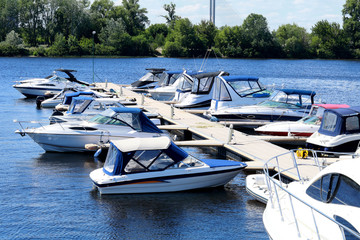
left=97, top=83, right=321, bottom=180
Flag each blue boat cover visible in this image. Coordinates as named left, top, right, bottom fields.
left=222, top=75, right=259, bottom=82
left=67, top=96, right=93, bottom=114
left=201, top=159, right=247, bottom=168
left=318, top=106, right=360, bottom=136
left=111, top=107, right=163, bottom=133
left=277, top=89, right=316, bottom=96
left=166, top=70, right=183, bottom=75
left=63, top=91, right=95, bottom=104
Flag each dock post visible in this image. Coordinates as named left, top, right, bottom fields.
left=105, top=79, right=108, bottom=88
left=171, top=104, right=174, bottom=119
left=119, top=86, right=123, bottom=96
left=227, top=124, right=234, bottom=143
left=141, top=93, right=144, bottom=105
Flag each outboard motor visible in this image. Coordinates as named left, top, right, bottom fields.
left=35, top=96, right=45, bottom=108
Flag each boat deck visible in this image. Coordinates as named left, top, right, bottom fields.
left=97, top=83, right=321, bottom=180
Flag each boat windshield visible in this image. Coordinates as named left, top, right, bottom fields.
left=259, top=90, right=312, bottom=108
left=191, top=77, right=214, bottom=94
left=124, top=150, right=176, bottom=173
left=138, top=72, right=158, bottom=82
left=49, top=75, right=67, bottom=82
left=227, top=80, right=264, bottom=97
left=158, top=72, right=181, bottom=86
left=88, top=112, right=141, bottom=130
left=300, top=116, right=321, bottom=124
left=69, top=99, right=92, bottom=114
left=177, top=75, right=193, bottom=91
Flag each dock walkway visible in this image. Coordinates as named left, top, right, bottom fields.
left=98, top=83, right=320, bottom=180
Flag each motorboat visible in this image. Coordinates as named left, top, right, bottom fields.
left=49, top=97, right=126, bottom=124
left=255, top=104, right=350, bottom=137
left=127, top=68, right=167, bottom=92
left=174, top=71, right=229, bottom=109
left=89, top=136, right=247, bottom=194
left=147, top=70, right=197, bottom=101
left=208, top=89, right=317, bottom=123
left=40, top=87, right=84, bottom=108
left=13, top=69, right=90, bottom=98
left=306, top=106, right=360, bottom=152
left=15, top=108, right=164, bottom=152
left=246, top=174, right=273, bottom=204
left=262, top=149, right=360, bottom=240
left=206, top=75, right=272, bottom=114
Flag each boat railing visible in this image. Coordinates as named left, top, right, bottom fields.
left=14, top=119, right=47, bottom=131
left=264, top=149, right=360, bottom=239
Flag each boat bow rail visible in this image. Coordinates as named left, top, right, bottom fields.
left=264, top=149, right=360, bottom=239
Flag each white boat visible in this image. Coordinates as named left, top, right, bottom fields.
left=255, top=104, right=350, bottom=137
left=90, top=136, right=247, bottom=194
left=13, top=69, right=90, bottom=98
left=174, top=71, right=229, bottom=109
left=307, top=106, right=360, bottom=153
left=127, top=68, right=167, bottom=92
left=262, top=149, right=360, bottom=240
left=206, top=75, right=272, bottom=114
left=246, top=174, right=272, bottom=204
left=15, top=108, right=164, bottom=152
left=209, top=89, right=317, bottom=123
left=49, top=97, right=126, bottom=124
left=147, top=70, right=196, bottom=101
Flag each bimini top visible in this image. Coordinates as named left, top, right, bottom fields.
left=63, top=91, right=95, bottom=105
left=103, top=137, right=189, bottom=176
left=90, top=107, right=163, bottom=133
left=222, top=75, right=259, bottom=82
left=318, top=106, right=360, bottom=136
left=192, top=71, right=229, bottom=79
left=54, top=68, right=90, bottom=86
left=278, top=89, right=316, bottom=96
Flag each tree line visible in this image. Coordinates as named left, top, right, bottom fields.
left=1, top=0, right=360, bottom=59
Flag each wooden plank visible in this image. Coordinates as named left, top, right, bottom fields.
left=174, top=139, right=223, bottom=147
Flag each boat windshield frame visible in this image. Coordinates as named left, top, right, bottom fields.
left=226, top=79, right=266, bottom=97
left=88, top=113, right=139, bottom=130
left=259, top=90, right=313, bottom=108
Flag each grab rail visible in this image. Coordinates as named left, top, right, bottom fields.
left=264, top=149, right=360, bottom=239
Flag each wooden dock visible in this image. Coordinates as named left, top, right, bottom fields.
left=97, top=83, right=321, bottom=180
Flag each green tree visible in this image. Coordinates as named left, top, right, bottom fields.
left=214, top=26, right=243, bottom=57
left=5, top=30, right=23, bottom=46
left=120, top=0, right=149, bottom=36
left=311, top=20, right=350, bottom=58
left=161, top=2, right=179, bottom=28
left=241, top=13, right=279, bottom=58
left=46, top=33, right=68, bottom=56
left=275, top=24, right=311, bottom=58
left=0, top=0, right=19, bottom=41
left=19, top=0, right=46, bottom=46
left=90, top=0, right=115, bottom=35
left=343, top=0, right=360, bottom=50
left=195, top=20, right=217, bottom=49
left=145, top=23, right=168, bottom=48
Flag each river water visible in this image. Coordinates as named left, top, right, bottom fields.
left=1, top=57, right=360, bottom=239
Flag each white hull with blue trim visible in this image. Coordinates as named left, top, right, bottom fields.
left=90, top=137, right=246, bottom=194
left=16, top=108, right=164, bottom=152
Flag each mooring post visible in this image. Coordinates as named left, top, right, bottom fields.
left=227, top=124, right=234, bottom=144
left=141, top=93, right=144, bottom=105
left=119, top=86, right=123, bottom=96
left=105, top=79, right=108, bottom=88
left=171, top=104, right=174, bottom=119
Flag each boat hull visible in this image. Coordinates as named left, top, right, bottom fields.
left=91, top=167, right=243, bottom=194
left=13, top=86, right=62, bottom=98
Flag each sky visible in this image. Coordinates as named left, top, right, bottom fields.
left=114, top=0, right=345, bottom=31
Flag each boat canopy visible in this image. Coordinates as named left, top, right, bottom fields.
left=215, top=75, right=269, bottom=99
left=103, top=137, right=189, bottom=176
left=157, top=70, right=183, bottom=87
left=279, top=89, right=316, bottom=96
left=318, top=106, right=360, bottom=136
left=131, top=68, right=167, bottom=87
left=67, top=96, right=93, bottom=114
left=191, top=71, right=229, bottom=94
left=89, top=107, right=163, bottom=133
left=63, top=91, right=95, bottom=105
left=222, top=75, right=259, bottom=82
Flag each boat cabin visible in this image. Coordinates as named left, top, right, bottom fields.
left=130, top=68, right=167, bottom=88
left=259, top=89, right=316, bottom=109
left=318, top=106, right=360, bottom=137
left=102, top=137, right=196, bottom=175
left=88, top=107, right=163, bottom=133
left=209, top=75, right=271, bottom=111
left=66, top=97, right=125, bottom=115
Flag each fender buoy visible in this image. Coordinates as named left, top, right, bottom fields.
left=296, top=148, right=308, bottom=159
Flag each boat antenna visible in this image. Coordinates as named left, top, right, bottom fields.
left=92, top=30, right=96, bottom=83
